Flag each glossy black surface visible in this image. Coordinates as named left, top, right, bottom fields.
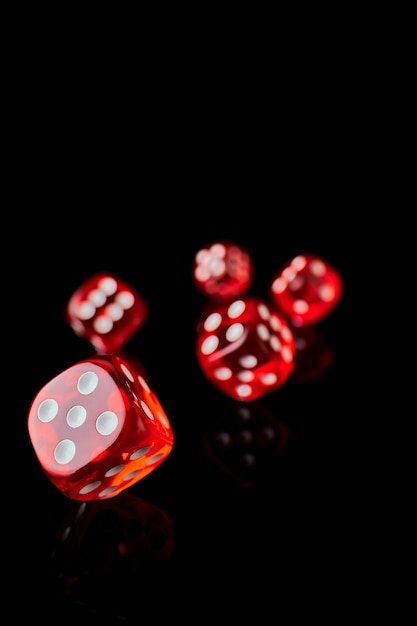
left=13, top=215, right=369, bottom=623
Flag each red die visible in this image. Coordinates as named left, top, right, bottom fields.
left=65, top=272, right=148, bottom=353
left=196, top=296, right=296, bottom=401
left=270, top=253, right=343, bottom=326
left=192, top=240, right=253, bottom=302
left=27, top=354, right=174, bottom=501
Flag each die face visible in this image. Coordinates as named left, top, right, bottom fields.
left=65, top=273, right=148, bottom=353
left=270, top=253, right=342, bottom=326
left=28, top=354, right=174, bottom=501
left=196, top=296, right=296, bottom=401
left=192, top=240, right=253, bottom=302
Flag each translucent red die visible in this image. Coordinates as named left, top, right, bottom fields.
left=270, top=253, right=342, bottom=326
left=27, top=354, right=174, bottom=501
left=196, top=296, right=296, bottom=401
left=192, top=240, right=253, bottom=302
left=65, top=272, right=148, bottom=353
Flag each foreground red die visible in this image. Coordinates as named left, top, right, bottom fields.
left=270, top=253, right=342, bottom=326
left=192, top=240, right=253, bottom=302
left=65, top=272, right=148, bottom=353
left=27, top=354, right=174, bottom=501
left=196, top=296, right=296, bottom=401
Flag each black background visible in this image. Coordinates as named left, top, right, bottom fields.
left=10, top=203, right=375, bottom=623
left=5, top=45, right=387, bottom=622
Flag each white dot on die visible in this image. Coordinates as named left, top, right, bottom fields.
left=281, top=347, right=293, bottom=363
left=89, top=288, right=107, bottom=307
left=256, top=323, right=270, bottom=342
left=228, top=300, right=245, bottom=319
left=121, top=363, right=134, bottom=382
left=204, top=312, right=222, bottom=332
left=66, top=405, right=87, bottom=428
left=93, top=315, right=113, bottom=334
left=116, top=290, right=135, bottom=309
left=272, top=277, right=287, bottom=294
left=195, top=265, right=210, bottom=281
left=211, top=243, right=226, bottom=258
left=283, top=267, right=297, bottom=282
left=201, top=335, right=219, bottom=355
left=214, top=367, right=232, bottom=380
left=293, top=300, right=309, bottom=314
left=98, top=486, right=118, bottom=498
left=157, top=411, right=170, bottom=429
left=281, top=327, right=293, bottom=342
left=37, top=398, right=59, bottom=422
left=270, top=335, right=282, bottom=352
left=319, top=284, right=335, bottom=301
left=96, top=411, right=118, bottom=435
left=270, top=315, right=282, bottom=332
left=76, top=301, right=96, bottom=320
left=99, top=276, right=118, bottom=295
left=236, top=384, right=252, bottom=398
left=226, top=323, right=244, bottom=342
left=239, top=354, right=257, bottom=368
left=130, top=446, right=151, bottom=460
left=258, top=304, right=270, bottom=320
left=105, top=464, right=125, bottom=477
left=54, top=439, right=76, bottom=464
left=238, top=370, right=255, bottom=382
left=77, top=371, right=99, bottom=395
left=310, top=259, right=326, bottom=276
left=79, top=481, right=101, bottom=494
left=106, top=302, right=124, bottom=321
left=122, top=469, right=141, bottom=482
left=138, top=376, right=150, bottom=392
left=141, top=401, right=155, bottom=420
left=145, top=453, right=164, bottom=466
left=210, top=258, right=226, bottom=277
left=292, top=255, right=307, bottom=270
left=261, top=372, right=278, bottom=386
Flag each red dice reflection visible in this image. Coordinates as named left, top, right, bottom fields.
left=51, top=493, right=174, bottom=616
left=292, top=326, right=336, bottom=383
left=201, top=401, right=291, bottom=489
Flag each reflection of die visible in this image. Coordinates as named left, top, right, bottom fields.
left=292, top=326, right=336, bottom=383
left=28, top=354, right=174, bottom=501
left=65, top=272, right=148, bottom=353
left=201, top=401, right=291, bottom=489
left=51, top=494, right=174, bottom=618
left=196, top=296, right=296, bottom=401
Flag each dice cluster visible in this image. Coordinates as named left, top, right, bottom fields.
left=27, top=272, right=174, bottom=502
left=192, top=240, right=343, bottom=401
left=27, top=247, right=342, bottom=502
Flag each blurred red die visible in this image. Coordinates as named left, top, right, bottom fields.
left=192, top=240, right=253, bottom=302
left=270, top=253, right=342, bottom=326
left=65, top=272, right=148, bottom=353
